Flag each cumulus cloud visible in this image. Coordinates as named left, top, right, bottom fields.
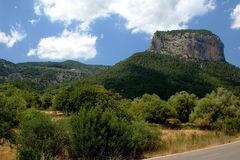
left=111, top=0, right=216, bottom=34
left=34, top=0, right=111, bottom=30
left=0, top=26, right=26, bottom=48
left=34, top=0, right=216, bottom=34
left=231, top=4, right=240, bottom=29
left=27, top=30, right=97, bottom=60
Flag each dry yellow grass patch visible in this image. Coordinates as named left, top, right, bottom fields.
left=144, top=129, right=240, bottom=158
left=0, top=142, right=17, bottom=160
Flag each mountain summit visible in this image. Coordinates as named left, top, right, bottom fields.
left=149, top=30, right=225, bottom=61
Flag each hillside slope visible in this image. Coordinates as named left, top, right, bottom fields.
left=0, top=59, right=107, bottom=91
left=89, top=52, right=240, bottom=99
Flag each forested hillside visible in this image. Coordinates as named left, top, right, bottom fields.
left=89, top=52, right=240, bottom=99
left=0, top=59, right=107, bottom=91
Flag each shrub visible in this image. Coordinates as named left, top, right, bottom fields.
left=40, top=93, right=53, bottom=109
left=128, top=94, right=177, bottom=124
left=168, top=91, right=198, bottom=123
left=18, top=109, right=68, bottom=160
left=53, top=84, right=120, bottom=113
left=190, top=88, right=240, bottom=130
left=69, top=107, right=158, bottom=159
left=223, top=118, right=240, bottom=135
left=0, top=93, right=26, bottom=142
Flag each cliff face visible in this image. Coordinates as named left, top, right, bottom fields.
left=149, top=30, right=225, bottom=61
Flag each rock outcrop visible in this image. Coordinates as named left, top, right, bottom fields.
left=149, top=30, right=225, bottom=61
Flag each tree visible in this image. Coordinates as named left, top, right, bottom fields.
left=18, top=109, right=68, bottom=160
left=0, top=93, right=26, bottom=142
left=53, top=84, right=120, bottom=113
left=40, top=93, right=53, bottom=109
left=69, top=107, right=158, bottom=159
left=190, top=88, right=240, bottom=130
left=128, top=94, right=177, bottom=124
left=168, top=91, right=198, bottom=123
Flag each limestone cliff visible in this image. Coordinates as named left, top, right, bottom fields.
left=149, top=30, right=225, bottom=61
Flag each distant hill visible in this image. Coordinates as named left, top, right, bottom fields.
left=89, top=52, right=240, bottom=99
left=0, top=59, right=107, bottom=91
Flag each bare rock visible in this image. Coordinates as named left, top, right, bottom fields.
left=149, top=30, right=225, bottom=61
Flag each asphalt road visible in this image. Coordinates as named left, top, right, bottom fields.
left=146, top=141, right=240, bottom=160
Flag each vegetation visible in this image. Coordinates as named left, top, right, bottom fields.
left=0, top=59, right=107, bottom=91
left=70, top=108, right=158, bottom=159
left=190, top=88, right=240, bottom=132
left=53, top=83, right=121, bottom=113
left=89, top=52, right=240, bottom=99
left=144, top=128, right=240, bottom=158
left=156, top=29, right=219, bottom=38
left=168, top=91, right=198, bottom=123
left=0, top=52, right=240, bottom=159
left=0, top=82, right=239, bottom=159
left=17, top=109, right=68, bottom=160
left=123, top=94, right=177, bottom=124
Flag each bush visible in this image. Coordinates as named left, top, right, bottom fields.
left=168, top=91, right=198, bottom=123
left=53, top=84, right=120, bottom=113
left=18, top=109, right=68, bottom=160
left=40, top=93, right=53, bottom=109
left=69, top=107, right=158, bottom=159
left=223, top=118, right=240, bottom=135
left=0, top=93, right=26, bottom=142
left=128, top=94, right=177, bottom=124
left=190, top=88, right=240, bottom=130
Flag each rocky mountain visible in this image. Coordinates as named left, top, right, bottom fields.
left=149, top=30, right=225, bottom=61
left=89, top=30, right=239, bottom=99
left=89, top=52, right=240, bottom=99
left=1, top=29, right=239, bottom=97
left=0, top=59, right=107, bottom=91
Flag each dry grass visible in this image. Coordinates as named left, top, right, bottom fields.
left=144, top=128, right=240, bottom=158
left=0, top=142, right=17, bottom=160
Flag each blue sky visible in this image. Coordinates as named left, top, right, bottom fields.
left=0, top=0, right=240, bottom=67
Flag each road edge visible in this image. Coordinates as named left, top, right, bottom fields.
left=144, top=140, right=240, bottom=160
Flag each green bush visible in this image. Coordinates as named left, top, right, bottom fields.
left=53, top=84, right=120, bottom=113
left=18, top=109, right=68, bottom=160
left=168, top=91, right=198, bottom=123
left=69, top=107, right=158, bottom=159
left=128, top=94, right=177, bottom=124
left=0, top=93, right=26, bottom=142
left=190, top=88, right=240, bottom=130
left=223, top=118, right=240, bottom=135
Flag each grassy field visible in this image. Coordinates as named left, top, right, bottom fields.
left=144, top=127, right=240, bottom=158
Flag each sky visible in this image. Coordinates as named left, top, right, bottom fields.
left=0, top=0, right=240, bottom=67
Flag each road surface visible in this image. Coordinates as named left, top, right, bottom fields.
left=146, top=141, right=240, bottom=160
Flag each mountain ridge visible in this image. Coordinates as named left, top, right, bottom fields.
left=0, top=59, right=107, bottom=91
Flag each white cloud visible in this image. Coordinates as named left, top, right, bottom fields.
left=29, top=18, right=40, bottom=25
left=27, top=30, right=97, bottom=60
left=0, top=26, right=26, bottom=48
left=231, top=4, right=240, bottom=29
left=110, top=0, right=216, bottom=34
left=34, top=0, right=216, bottom=34
left=34, top=0, right=111, bottom=30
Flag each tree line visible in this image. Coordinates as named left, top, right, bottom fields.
left=0, top=83, right=239, bottom=159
